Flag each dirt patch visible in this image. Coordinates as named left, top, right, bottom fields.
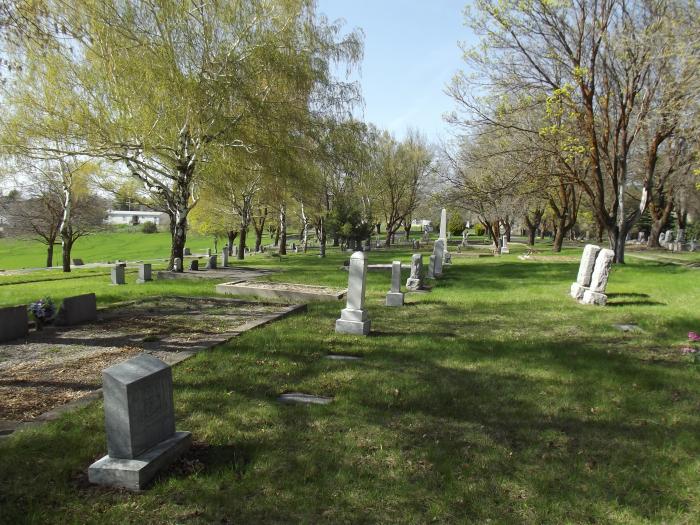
left=0, top=296, right=295, bottom=421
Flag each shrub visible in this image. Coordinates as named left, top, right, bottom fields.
left=448, top=212, right=465, bottom=236
left=142, top=221, right=157, bottom=234
left=474, top=223, right=486, bottom=236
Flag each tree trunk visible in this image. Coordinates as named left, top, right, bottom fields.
left=227, top=231, right=238, bottom=255
left=528, top=228, right=536, bottom=246
left=254, top=229, right=263, bottom=252
left=333, top=235, right=339, bottom=247
left=61, top=238, right=73, bottom=273
left=376, top=223, right=381, bottom=234
left=46, top=242, right=55, bottom=267
left=553, top=217, right=566, bottom=253
left=237, top=227, right=247, bottom=260
left=319, top=217, right=326, bottom=257
left=404, top=221, right=411, bottom=241
left=169, top=214, right=188, bottom=270
left=278, top=204, right=287, bottom=256
left=504, top=221, right=511, bottom=242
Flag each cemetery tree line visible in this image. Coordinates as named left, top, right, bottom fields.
left=0, top=0, right=363, bottom=270
left=446, top=0, right=700, bottom=262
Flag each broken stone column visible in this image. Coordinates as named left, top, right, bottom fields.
left=570, top=244, right=601, bottom=299
left=335, top=251, right=371, bottom=335
left=581, top=248, right=615, bottom=305
left=385, top=260, right=405, bottom=306
left=406, top=253, right=424, bottom=291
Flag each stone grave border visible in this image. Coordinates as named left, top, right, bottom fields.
left=1, top=299, right=306, bottom=439
left=216, top=281, right=346, bottom=303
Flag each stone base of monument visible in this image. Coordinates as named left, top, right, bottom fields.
left=405, top=278, right=422, bottom=291
left=500, top=248, right=510, bottom=254
left=570, top=282, right=587, bottom=300
left=385, top=292, right=404, bottom=307
left=88, top=431, right=191, bottom=491
left=443, top=253, right=452, bottom=264
left=580, top=290, right=607, bottom=306
left=335, top=308, right=371, bottom=335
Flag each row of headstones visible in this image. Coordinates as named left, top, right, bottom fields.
left=659, top=229, right=697, bottom=252
left=335, top=232, right=452, bottom=335
left=111, top=263, right=152, bottom=285
left=570, top=245, right=615, bottom=305
left=0, top=293, right=98, bottom=343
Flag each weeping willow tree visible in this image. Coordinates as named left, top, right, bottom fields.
left=1, top=0, right=362, bottom=269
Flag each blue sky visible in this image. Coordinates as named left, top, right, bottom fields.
left=317, top=0, right=476, bottom=142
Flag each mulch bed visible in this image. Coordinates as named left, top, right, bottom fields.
left=0, top=296, right=291, bottom=421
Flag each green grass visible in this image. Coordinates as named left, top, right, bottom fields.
left=1, top=244, right=699, bottom=523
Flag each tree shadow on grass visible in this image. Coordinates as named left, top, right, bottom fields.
left=607, top=300, right=666, bottom=307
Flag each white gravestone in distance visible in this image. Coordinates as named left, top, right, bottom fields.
left=406, top=253, right=424, bottom=291
left=433, top=239, right=445, bottom=278
left=221, top=246, right=229, bottom=267
left=385, top=260, right=405, bottom=307
left=205, top=255, right=217, bottom=270
left=173, top=258, right=183, bottom=272
left=88, top=353, right=191, bottom=490
left=570, top=244, right=601, bottom=299
left=111, top=263, right=126, bottom=285
left=581, top=248, right=615, bottom=305
left=137, top=263, right=152, bottom=283
left=335, top=251, right=371, bottom=335
left=500, top=235, right=510, bottom=254
left=438, top=208, right=451, bottom=264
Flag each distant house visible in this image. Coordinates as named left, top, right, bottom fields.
left=106, top=210, right=169, bottom=226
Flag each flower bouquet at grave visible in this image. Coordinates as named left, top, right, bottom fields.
left=680, top=331, right=700, bottom=364
left=28, top=297, right=56, bottom=330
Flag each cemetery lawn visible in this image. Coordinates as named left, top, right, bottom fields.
left=1, top=246, right=699, bottom=523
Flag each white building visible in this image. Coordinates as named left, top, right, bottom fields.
left=106, top=210, right=169, bottom=226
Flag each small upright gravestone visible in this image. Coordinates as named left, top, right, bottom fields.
left=173, top=258, right=183, bottom=272
left=189, top=259, right=199, bottom=271
left=500, top=235, right=510, bottom=254
left=221, top=246, right=229, bottom=268
left=433, top=239, right=445, bottom=277
left=581, top=249, right=615, bottom=306
left=385, top=260, right=405, bottom=307
left=137, top=264, right=152, bottom=283
left=406, top=253, right=424, bottom=291
left=205, top=255, right=217, bottom=270
left=0, top=306, right=28, bottom=343
left=111, top=263, right=126, bottom=285
left=570, top=244, right=601, bottom=300
left=88, top=353, right=191, bottom=490
left=72, top=258, right=84, bottom=266
left=55, top=293, right=97, bottom=326
left=183, top=247, right=191, bottom=256
left=335, top=251, right=371, bottom=336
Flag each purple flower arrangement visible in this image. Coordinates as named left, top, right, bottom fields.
left=681, top=331, right=700, bottom=363
left=29, top=297, right=56, bottom=329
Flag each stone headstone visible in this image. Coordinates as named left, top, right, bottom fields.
left=439, top=208, right=447, bottom=240
left=72, top=258, right=84, bottom=266
left=385, top=260, right=405, bottom=307
left=335, top=251, right=371, bottom=335
left=233, top=246, right=239, bottom=257
left=406, top=253, right=424, bottom=291
left=500, top=235, right=510, bottom=254
left=189, top=259, right=199, bottom=271
left=427, top=254, right=436, bottom=279
left=137, top=264, right=152, bottom=283
left=637, top=232, right=645, bottom=243
left=173, top=258, right=183, bottom=272
left=690, top=239, right=697, bottom=252
left=88, top=354, right=191, bottom=490
left=581, top=249, right=615, bottom=305
left=55, top=293, right=97, bottom=326
left=570, top=244, right=601, bottom=299
left=221, top=247, right=229, bottom=268
left=0, top=306, right=28, bottom=343
left=433, top=239, right=445, bottom=277
left=205, top=255, right=217, bottom=270
left=183, top=248, right=191, bottom=256
left=111, top=264, right=126, bottom=285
